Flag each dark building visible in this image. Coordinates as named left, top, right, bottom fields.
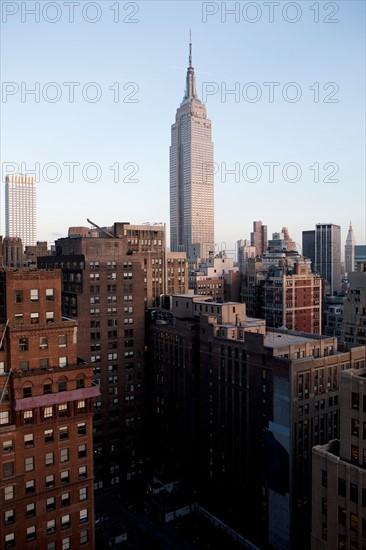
left=0, top=268, right=98, bottom=549
left=302, top=230, right=315, bottom=271
left=148, top=295, right=365, bottom=550
left=315, top=224, right=341, bottom=295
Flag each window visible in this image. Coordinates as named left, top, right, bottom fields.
left=3, top=440, right=13, bottom=453
left=60, top=448, right=69, bottom=463
left=25, top=456, right=34, bottom=472
left=350, top=512, right=358, bottom=532
left=48, top=543, right=56, bottom=550
left=78, top=444, right=87, bottom=458
left=46, top=497, right=55, bottom=512
left=350, top=482, right=358, bottom=503
left=44, top=406, right=53, bottom=419
left=23, top=385, right=32, bottom=398
left=0, top=361, right=5, bottom=374
left=14, top=313, right=23, bottom=325
left=40, top=358, right=49, bottom=369
left=80, top=530, right=89, bottom=545
left=39, top=336, right=48, bottom=350
left=62, top=537, right=71, bottom=550
left=30, top=289, right=39, bottom=302
left=20, top=361, right=29, bottom=372
left=19, top=337, right=28, bottom=352
left=4, top=509, right=14, bottom=525
left=77, top=422, right=86, bottom=436
left=26, top=503, right=35, bottom=517
left=61, top=470, right=69, bottom=485
left=46, top=311, right=55, bottom=323
left=76, top=377, right=85, bottom=389
left=58, top=403, right=68, bottom=417
left=45, top=452, right=54, bottom=466
left=26, top=526, right=36, bottom=541
left=58, top=379, right=67, bottom=392
left=79, top=487, right=87, bottom=501
left=45, top=475, right=55, bottom=489
left=44, top=429, right=53, bottom=443
left=4, top=533, right=15, bottom=548
left=30, top=312, right=39, bottom=324
left=80, top=508, right=88, bottom=523
left=61, top=514, right=70, bottom=529
left=24, top=433, right=34, bottom=448
left=59, top=356, right=67, bottom=368
left=46, top=288, right=54, bottom=301
left=77, top=400, right=86, bottom=413
left=43, top=382, right=52, bottom=394
left=0, top=411, right=9, bottom=425
left=4, top=485, right=14, bottom=500
left=338, top=477, right=346, bottom=497
left=47, top=519, right=56, bottom=535
left=61, top=492, right=70, bottom=507
left=23, top=410, right=33, bottom=424
left=58, top=334, right=67, bottom=347
left=59, top=426, right=68, bottom=440
left=79, top=465, right=87, bottom=479
left=25, top=479, right=35, bottom=494
left=15, top=290, right=23, bottom=303
left=3, top=462, right=14, bottom=478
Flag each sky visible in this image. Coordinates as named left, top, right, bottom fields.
left=1, top=0, right=365, bottom=259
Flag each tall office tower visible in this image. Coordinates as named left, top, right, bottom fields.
left=0, top=268, right=98, bottom=550
left=250, top=220, right=268, bottom=257
left=38, top=221, right=187, bottom=492
left=170, top=40, right=215, bottom=259
left=315, top=223, right=341, bottom=295
left=5, top=175, right=36, bottom=247
left=345, top=221, right=356, bottom=275
left=302, top=230, right=316, bottom=271
left=311, top=367, right=366, bottom=550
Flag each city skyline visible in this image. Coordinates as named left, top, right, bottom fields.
left=1, top=1, right=365, bottom=255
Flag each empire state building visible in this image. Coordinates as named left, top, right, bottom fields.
left=170, top=40, right=215, bottom=258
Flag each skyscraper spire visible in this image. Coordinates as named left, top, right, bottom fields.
left=183, top=32, right=197, bottom=101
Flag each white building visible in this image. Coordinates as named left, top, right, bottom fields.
left=5, top=174, right=36, bottom=247
left=345, top=221, right=356, bottom=275
left=170, top=40, right=214, bottom=259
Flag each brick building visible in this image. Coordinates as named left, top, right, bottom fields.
left=0, top=268, right=99, bottom=550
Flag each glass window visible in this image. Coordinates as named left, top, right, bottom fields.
left=25, top=457, right=34, bottom=472
left=26, top=503, right=35, bottom=517
left=61, top=514, right=70, bottom=529
left=80, top=530, right=89, bottom=545
left=46, top=288, right=54, bottom=301
left=60, top=448, right=69, bottom=463
left=79, top=508, right=88, bottom=523
left=45, top=452, right=54, bottom=466
left=3, top=462, right=14, bottom=478
left=30, top=289, right=39, bottom=302
left=45, top=475, right=55, bottom=488
left=24, top=433, right=34, bottom=448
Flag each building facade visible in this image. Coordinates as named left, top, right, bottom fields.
left=0, top=268, right=98, bottom=550
left=170, top=41, right=214, bottom=258
left=5, top=175, right=36, bottom=248
left=315, top=223, right=341, bottom=295
left=311, top=368, right=366, bottom=550
left=345, top=222, right=356, bottom=275
left=148, top=296, right=366, bottom=550
left=250, top=220, right=268, bottom=258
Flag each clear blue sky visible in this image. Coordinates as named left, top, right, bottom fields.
left=1, top=0, right=365, bottom=257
